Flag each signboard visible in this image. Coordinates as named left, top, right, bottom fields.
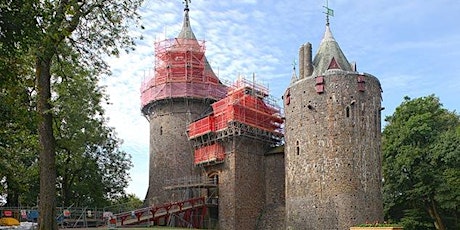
left=3, top=210, right=12, bottom=217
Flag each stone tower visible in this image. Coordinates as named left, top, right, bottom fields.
left=140, top=2, right=226, bottom=204
left=284, top=21, right=384, bottom=229
left=187, top=78, right=284, bottom=230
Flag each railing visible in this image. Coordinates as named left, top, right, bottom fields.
left=164, top=175, right=217, bottom=188
left=0, top=206, right=105, bottom=228
left=112, top=197, right=207, bottom=228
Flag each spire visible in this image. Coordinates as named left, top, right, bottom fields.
left=323, top=24, right=335, bottom=42
left=178, top=0, right=196, bottom=39
left=312, top=5, right=354, bottom=76
left=176, top=0, right=219, bottom=82
left=290, top=59, right=298, bottom=83
left=322, top=0, right=335, bottom=41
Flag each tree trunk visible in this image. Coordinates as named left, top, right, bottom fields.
left=426, top=198, right=446, bottom=230
left=36, top=56, right=58, bottom=230
left=6, top=177, right=19, bottom=207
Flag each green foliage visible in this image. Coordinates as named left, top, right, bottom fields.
left=1, top=0, right=143, bottom=214
left=51, top=45, right=133, bottom=207
left=383, top=95, right=460, bottom=230
left=0, top=0, right=40, bottom=56
left=107, top=193, right=144, bottom=213
left=0, top=45, right=134, bottom=207
left=398, top=209, right=435, bottom=230
left=0, top=47, right=39, bottom=206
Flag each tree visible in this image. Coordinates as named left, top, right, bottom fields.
left=0, top=40, right=39, bottom=207
left=383, top=95, right=460, bottom=230
left=34, top=1, right=142, bottom=229
left=1, top=45, right=134, bottom=208
left=106, top=193, right=143, bottom=213
left=51, top=46, right=133, bottom=207
left=2, top=1, right=143, bottom=229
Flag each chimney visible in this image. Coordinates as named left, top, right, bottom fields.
left=298, top=44, right=305, bottom=79
left=304, top=42, right=313, bottom=77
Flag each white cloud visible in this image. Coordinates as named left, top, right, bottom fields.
left=101, top=0, right=460, bottom=199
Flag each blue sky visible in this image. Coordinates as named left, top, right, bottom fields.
left=102, top=0, right=460, bottom=199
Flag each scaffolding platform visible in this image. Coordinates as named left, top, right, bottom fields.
left=164, top=176, right=218, bottom=190
left=187, top=77, right=284, bottom=165
left=140, top=38, right=227, bottom=112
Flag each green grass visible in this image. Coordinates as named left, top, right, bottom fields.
left=63, top=227, right=191, bottom=230
left=111, top=228, right=189, bottom=230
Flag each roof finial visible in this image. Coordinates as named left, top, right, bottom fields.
left=183, top=0, right=191, bottom=11
left=323, top=0, right=334, bottom=26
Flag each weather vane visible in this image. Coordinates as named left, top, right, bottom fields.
left=292, top=59, right=297, bottom=71
left=323, top=0, right=334, bottom=25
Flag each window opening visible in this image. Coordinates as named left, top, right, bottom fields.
left=296, top=140, right=300, bottom=155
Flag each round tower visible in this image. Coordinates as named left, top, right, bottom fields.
left=284, top=23, right=384, bottom=229
left=140, top=2, right=226, bottom=204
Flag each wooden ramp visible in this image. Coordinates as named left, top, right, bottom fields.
left=111, top=197, right=207, bottom=228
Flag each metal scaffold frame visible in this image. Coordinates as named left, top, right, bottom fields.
left=187, top=77, right=284, bottom=166
left=140, top=38, right=227, bottom=110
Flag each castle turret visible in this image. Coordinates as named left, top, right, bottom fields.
left=140, top=2, right=226, bottom=204
left=284, top=18, right=384, bottom=230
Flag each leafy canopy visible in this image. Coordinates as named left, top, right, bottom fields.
left=383, top=95, right=459, bottom=230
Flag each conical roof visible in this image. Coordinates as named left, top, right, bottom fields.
left=176, top=3, right=217, bottom=78
left=312, top=25, right=353, bottom=76
left=177, top=4, right=197, bottom=39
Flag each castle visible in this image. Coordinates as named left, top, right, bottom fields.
left=140, top=2, right=383, bottom=229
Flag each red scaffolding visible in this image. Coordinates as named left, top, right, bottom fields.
left=188, top=78, right=284, bottom=165
left=194, top=143, right=225, bottom=165
left=140, top=38, right=227, bottom=109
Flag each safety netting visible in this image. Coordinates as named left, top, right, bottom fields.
left=140, top=38, right=227, bottom=109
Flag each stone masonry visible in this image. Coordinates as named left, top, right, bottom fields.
left=284, top=25, right=384, bottom=230
left=144, top=98, right=211, bottom=204
left=141, top=3, right=384, bottom=230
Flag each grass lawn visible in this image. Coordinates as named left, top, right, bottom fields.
left=117, top=228, right=188, bottom=230
left=61, top=227, right=191, bottom=230
left=113, top=228, right=188, bottom=230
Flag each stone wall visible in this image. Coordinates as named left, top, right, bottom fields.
left=258, top=152, right=285, bottom=230
left=217, top=137, right=270, bottom=230
left=145, top=98, right=211, bottom=204
left=284, top=71, right=383, bottom=230
left=265, top=152, right=285, bottom=206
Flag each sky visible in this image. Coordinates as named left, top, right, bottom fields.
left=102, top=0, right=460, bottom=199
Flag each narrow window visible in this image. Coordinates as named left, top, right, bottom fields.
left=296, top=140, right=300, bottom=155
left=346, top=106, right=350, bottom=118
left=160, top=126, right=163, bottom=135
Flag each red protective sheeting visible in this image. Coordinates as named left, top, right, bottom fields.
left=140, top=38, right=227, bottom=108
left=188, top=116, right=215, bottom=139
left=194, top=143, right=225, bottom=164
left=141, top=82, right=227, bottom=107
left=188, top=78, right=283, bottom=138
